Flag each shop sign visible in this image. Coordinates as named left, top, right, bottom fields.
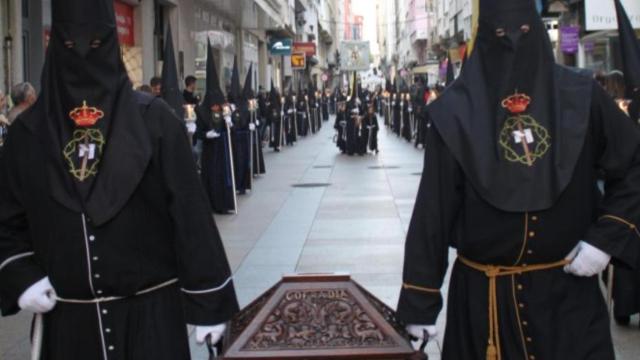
left=114, top=1, right=135, bottom=46
left=292, top=42, right=316, bottom=56
left=291, top=53, right=306, bottom=69
left=585, top=0, right=640, bottom=31
left=269, top=38, right=293, bottom=56
left=560, top=26, right=580, bottom=54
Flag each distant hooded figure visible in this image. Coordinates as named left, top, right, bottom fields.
left=196, top=41, right=238, bottom=214
left=243, top=65, right=265, bottom=176
left=229, top=56, right=252, bottom=194
left=398, top=1, right=640, bottom=359
left=267, top=82, right=283, bottom=151
left=0, top=0, right=239, bottom=358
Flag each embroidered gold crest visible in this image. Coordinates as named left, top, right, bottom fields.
left=63, top=101, right=106, bottom=182
left=498, top=93, right=551, bottom=167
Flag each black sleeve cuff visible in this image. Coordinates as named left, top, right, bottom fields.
left=181, top=280, right=240, bottom=326
left=396, top=287, right=443, bottom=325
left=0, top=257, right=46, bottom=316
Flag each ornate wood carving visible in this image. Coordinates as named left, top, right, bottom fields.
left=223, top=274, right=418, bottom=359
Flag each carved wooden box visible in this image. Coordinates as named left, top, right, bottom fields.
left=222, top=274, right=419, bottom=359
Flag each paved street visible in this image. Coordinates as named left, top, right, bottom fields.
left=1, top=117, right=639, bottom=359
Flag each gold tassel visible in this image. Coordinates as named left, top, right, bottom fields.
left=486, top=344, right=498, bottom=360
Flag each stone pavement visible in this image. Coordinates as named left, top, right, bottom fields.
left=1, top=116, right=638, bottom=359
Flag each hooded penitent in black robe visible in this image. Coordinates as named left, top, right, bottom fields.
left=197, top=42, right=236, bottom=214
left=401, top=93, right=412, bottom=142
left=397, top=1, right=640, bottom=359
left=283, top=93, right=297, bottom=146
left=0, top=1, right=238, bottom=359
left=229, top=57, right=251, bottom=194
left=364, top=109, right=379, bottom=153
left=243, top=65, right=265, bottom=176
left=392, top=93, right=401, bottom=136
left=413, top=85, right=428, bottom=149
left=334, top=105, right=347, bottom=153
left=268, top=85, right=283, bottom=151
left=297, top=84, right=309, bottom=137
left=609, top=0, right=640, bottom=324
left=322, top=92, right=330, bottom=121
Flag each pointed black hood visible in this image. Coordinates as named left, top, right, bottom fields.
left=229, top=56, right=241, bottom=104
left=615, top=0, right=640, bottom=116
left=200, top=40, right=226, bottom=110
left=428, top=0, right=592, bottom=212
left=161, top=22, right=184, bottom=119
left=242, top=63, right=254, bottom=101
left=32, top=0, right=152, bottom=225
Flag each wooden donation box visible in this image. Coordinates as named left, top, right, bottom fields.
left=222, top=274, right=421, bottom=359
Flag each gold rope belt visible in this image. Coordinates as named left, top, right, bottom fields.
left=458, top=256, right=570, bottom=360
left=56, top=278, right=178, bottom=304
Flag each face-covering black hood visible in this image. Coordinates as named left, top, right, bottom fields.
left=229, top=56, right=241, bottom=105
left=615, top=0, right=640, bottom=118
left=427, top=0, right=592, bottom=212
left=242, top=64, right=254, bottom=101
left=199, top=40, right=226, bottom=111
left=34, top=0, right=152, bottom=225
left=161, top=22, right=184, bottom=119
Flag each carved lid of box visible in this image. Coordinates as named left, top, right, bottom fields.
left=223, top=274, right=416, bottom=359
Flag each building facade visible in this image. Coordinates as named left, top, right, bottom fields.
left=1, top=0, right=341, bottom=99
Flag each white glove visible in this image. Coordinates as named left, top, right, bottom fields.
left=564, top=241, right=611, bottom=277
left=186, top=123, right=197, bottom=134
left=195, top=324, right=226, bottom=345
left=408, top=107, right=413, bottom=112
left=230, top=104, right=236, bottom=112
left=249, top=123, right=256, bottom=131
left=206, top=130, right=221, bottom=139
left=406, top=324, right=437, bottom=341
left=18, top=277, right=57, bottom=314
left=224, top=115, right=233, bottom=126
left=280, top=111, right=285, bottom=117
left=288, top=109, right=294, bottom=114
left=255, top=120, right=260, bottom=126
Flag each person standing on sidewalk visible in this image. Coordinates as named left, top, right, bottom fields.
left=398, top=1, right=640, bottom=359
left=0, top=1, right=239, bottom=358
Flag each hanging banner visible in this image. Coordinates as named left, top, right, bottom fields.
left=585, top=0, right=640, bottom=31
left=114, top=1, right=135, bottom=46
left=339, top=41, right=371, bottom=71
left=560, top=26, right=581, bottom=54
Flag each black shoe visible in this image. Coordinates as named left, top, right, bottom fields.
left=615, top=315, right=631, bottom=326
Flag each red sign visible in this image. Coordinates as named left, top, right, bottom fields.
left=114, top=1, right=135, bottom=46
left=292, top=42, right=316, bottom=56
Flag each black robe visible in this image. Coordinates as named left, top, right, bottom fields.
left=297, top=100, right=309, bottom=137
left=364, top=113, right=379, bottom=152
left=284, top=100, right=297, bottom=146
left=251, top=112, right=266, bottom=176
left=197, top=109, right=236, bottom=213
left=334, top=111, right=347, bottom=153
left=0, top=94, right=239, bottom=359
left=268, top=107, right=283, bottom=150
left=232, top=110, right=251, bottom=193
left=322, top=95, right=329, bottom=121
left=401, top=99, right=412, bottom=142
left=392, top=98, right=401, bottom=136
left=397, top=83, right=640, bottom=360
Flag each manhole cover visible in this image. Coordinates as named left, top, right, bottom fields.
left=291, top=183, right=332, bottom=188
left=368, top=165, right=400, bottom=169
left=313, top=165, right=333, bottom=169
